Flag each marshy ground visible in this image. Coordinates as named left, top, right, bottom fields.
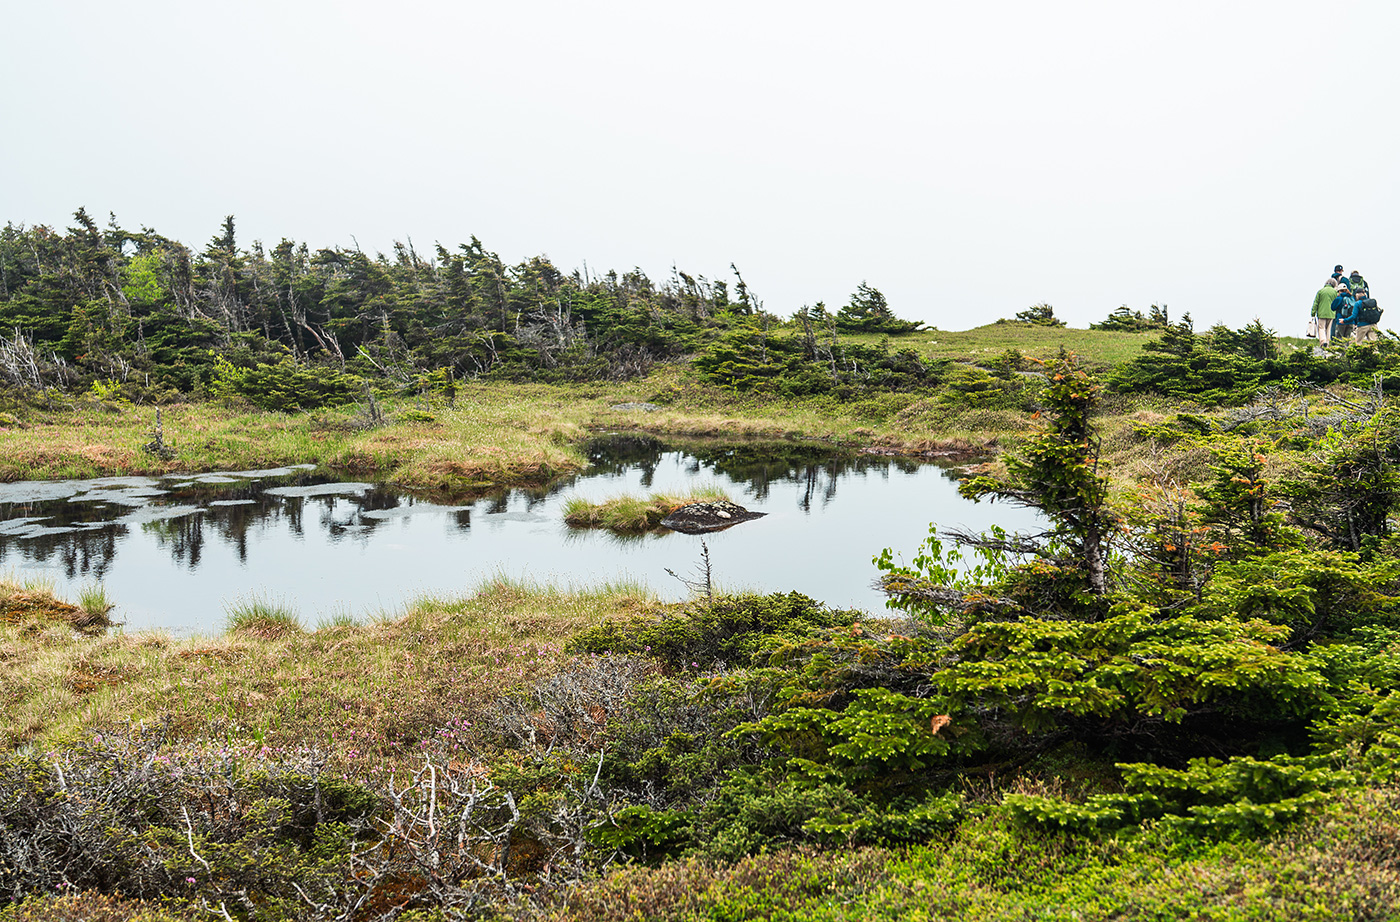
left=1, top=329, right=1382, bottom=921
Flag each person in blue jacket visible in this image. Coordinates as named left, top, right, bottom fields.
left=1331, top=280, right=1356, bottom=341
left=1336, top=285, right=1382, bottom=343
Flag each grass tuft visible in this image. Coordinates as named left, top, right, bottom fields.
left=0, top=577, right=111, bottom=634
left=224, top=599, right=303, bottom=639
left=76, top=583, right=114, bottom=627
left=315, top=609, right=359, bottom=631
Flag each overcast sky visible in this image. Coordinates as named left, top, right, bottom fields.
left=3, top=1, right=1397, bottom=332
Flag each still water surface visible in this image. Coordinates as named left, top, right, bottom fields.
left=0, top=437, right=1040, bottom=636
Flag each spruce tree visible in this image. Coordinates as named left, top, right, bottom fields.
left=959, top=348, right=1118, bottom=598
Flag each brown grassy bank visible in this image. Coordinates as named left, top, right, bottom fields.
left=0, top=373, right=1016, bottom=492
left=0, top=577, right=661, bottom=773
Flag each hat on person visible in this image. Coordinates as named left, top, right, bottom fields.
left=1351, top=270, right=1362, bottom=277
left=1335, top=264, right=1345, bottom=273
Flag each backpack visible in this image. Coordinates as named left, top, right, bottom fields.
left=1357, top=298, right=1383, bottom=325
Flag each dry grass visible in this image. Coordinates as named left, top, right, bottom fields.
left=0, top=357, right=1333, bottom=510
left=0, top=376, right=1026, bottom=493
left=0, top=576, right=112, bottom=634
left=0, top=578, right=663, bottom=773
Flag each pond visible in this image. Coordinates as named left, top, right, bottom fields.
left=0, top=436, right=1042, bottom=636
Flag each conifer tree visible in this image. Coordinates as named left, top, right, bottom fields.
left=959, top=348, right=1118, bottom=598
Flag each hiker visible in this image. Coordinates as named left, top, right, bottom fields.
left=1333, top=264, right=1347, bottom=284
left=1331, top=280, right=1356, bottom=342
left=1350, top=269, right=1370, bottom=300
left=1312, top=278, right=1338, bottom=347
left=1339, top=290, right=1384, bottom=343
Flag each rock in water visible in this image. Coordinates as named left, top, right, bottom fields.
left=661, top=501, right=766, bottom=534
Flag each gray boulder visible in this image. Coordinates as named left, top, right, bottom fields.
left=661, top=500, right=766, bottom=534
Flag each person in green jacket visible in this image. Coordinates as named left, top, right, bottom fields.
left=1312, top=278, right=1338, bottom=347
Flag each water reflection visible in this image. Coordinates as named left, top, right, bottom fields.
left=580, top=435, right=932, bottom=509
left=0, top=438, right=1024, bottom=635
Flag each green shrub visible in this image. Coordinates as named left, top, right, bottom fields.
left=567, top=592, right=862, bottom=670
left=600, top=675, right=761, bottom=802
left=208, top=354, right=363, bottom=411
left=588, top=804, right=695, bottom=862
left=1006, top=754, right=1352, bottom=836
left=938, top=363, right=1032, bottom=412
left=690, top=774, right=867, bottom=860
left=1198, top=550, right=1400, bottom=645
left=750, top=687, right=962, bottom=789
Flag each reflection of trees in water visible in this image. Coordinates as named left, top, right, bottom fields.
left=686, top=444, right=918, bottom=508
left=0, top=523, right=122, bottom=581
left=60, top=528, right=119, bottom=580
left=0, top=472, right=492, bottom=579
left=583, top=435, right=665, bottom=486
left=0, top=447, right=958, bottom=584
left=143, top=512, right=206, bottom=568
left=796, top=464, right=839, bottom=513
left=477, top=486, right=556, bottom=517
left=583, top=434, right=936, bottom=511
left=319, top=493, right=378, bottom=538
left=205, top=502, right=260, bottom=563
left=359, top=487, right=403, bottom=515
left=0, top=493, right=127, bottom=579
left=186, top=482, right=274, bottom=563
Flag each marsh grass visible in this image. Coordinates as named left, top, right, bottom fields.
left=224, top=598, right=304, bottom=639
left=76, top=583, right=113, bottom=624
left=0, top=578, right=662, bottom=772
left=314, top=608, right=359, bottom=631
left=4, top=570, right=55, bottom=595
left=563, top=485, right=730, bottom=532
left=0, top=332, right=1268, bottom=507
left=0, top=375, right=1026, bottom=492
left=0, top=575, right=112, bottom=634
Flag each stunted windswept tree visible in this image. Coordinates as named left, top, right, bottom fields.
left=835, top=282, right=923, bottom=334
left=1284, top=406, right=1400, bottom=554
left=957, top=348, right=1119, bottom=599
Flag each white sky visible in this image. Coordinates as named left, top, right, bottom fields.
left=3, top=0, right=1397, bottom=332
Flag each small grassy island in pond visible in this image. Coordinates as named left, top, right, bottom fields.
left=563, top=486, right=731, bottom=532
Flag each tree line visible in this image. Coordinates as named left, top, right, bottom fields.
left=0, top=210, right=927, bottom=405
